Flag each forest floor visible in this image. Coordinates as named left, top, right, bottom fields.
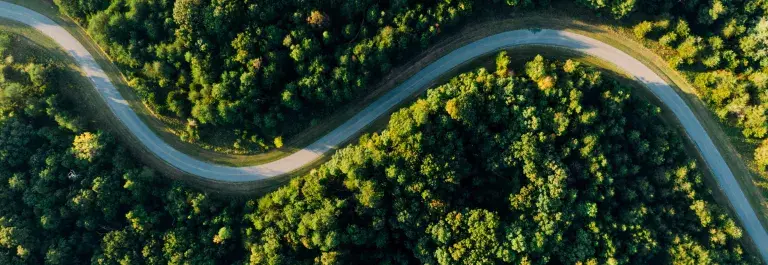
left=4, top=0, right=767, bottom=243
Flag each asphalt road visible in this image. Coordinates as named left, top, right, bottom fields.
left=1, top=1, right=766, bottom=261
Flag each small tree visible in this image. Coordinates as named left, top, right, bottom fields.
left=740, top=18, right=768, bottom=67
left=741, top=106, right=767, bottom=138
left=633, top=21, right=654, bottom=39
left=307, top=10, right=329, bottom=28
left=525, top=55, right=547, bottom=82
left=563, top=59, right=579, bottom=73
left=495, top=51, right=511, bottom=77
left=72, top=132, right=104, bottom=162
left=213, top=226, right=232, bottom=244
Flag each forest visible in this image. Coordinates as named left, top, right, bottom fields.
left=0, top=31, right=758, bottom=263
left=50, top=0, right=768, bottom=230
left=0, top=33, right=245, bottom=265
left=50, top=0, right=768, bottom=173
left=624, top=0, right=768, bottom=194
left=54, top=0, right=479, bottom=151
left=242, top=53, right=757, bottom=264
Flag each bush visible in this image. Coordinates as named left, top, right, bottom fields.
left=633, top=21, right=654, bottom=39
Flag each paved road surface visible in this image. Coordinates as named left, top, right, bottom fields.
left=1, top=2, right=766, bottom=261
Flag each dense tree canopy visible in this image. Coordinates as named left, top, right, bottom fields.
left=622, top=0, right=768, bottom=202
left=0, top=33, right=245, bottom=265
left=51, top=1, right=768, bottom=191
left=10, top=0, right=768, bottom=261
left=0, top=33, right=757, bottom=263
left=54, top=0, right=477, bottom=152
left=243, top=54, right=758, bottom=264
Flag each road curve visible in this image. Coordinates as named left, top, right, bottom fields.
left=1, top=1, right=766, bottom=261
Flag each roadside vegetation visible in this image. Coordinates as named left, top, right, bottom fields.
left=53, top=0, right=479, bottom=153
left=49, top=0, right=652, bottom=155
left=621, top=0, right=768, bottom=213
left=51, top=0, right=768, bottom=231
left=47, top=0, right=766, bottom=155
left=244, top=53, right=759, bottom=264
left=0, top=32, right=246, bottom=264
left=0, top=32, right=759, bottom=263
left=48, top=0, right=768, bottom=180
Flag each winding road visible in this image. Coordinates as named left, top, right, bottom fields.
left=1, top=1, right=766, bottom=261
